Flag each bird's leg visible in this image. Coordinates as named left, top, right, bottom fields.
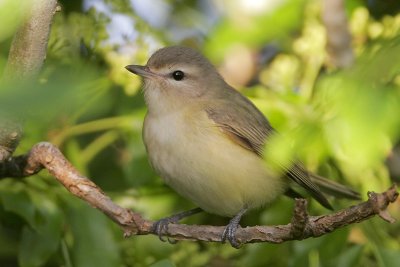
left=152, top=207, right=203, bottom=243
left=221, top=207, right=248, bottom=248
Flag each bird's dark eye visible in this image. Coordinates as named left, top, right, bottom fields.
left=172, top=70, right=185, bottom=81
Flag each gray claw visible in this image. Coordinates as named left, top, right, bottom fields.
left=221, top=207, right=248, bottom=249
left=152, top=208, right=203, bottom=243
left=221, top=223, right=241, bottom=248
left=152, top=218, right=176, bottom=242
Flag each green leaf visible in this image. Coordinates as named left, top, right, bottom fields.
left=18, top=195, right=63, bottom=267
left=204, top=0, right=306, bottom=61
left=337, top=245, right=364, bottom=267
left=150, top=259, right=177, bottom=267
left=289, top=229, right=352, bottom=267
left=0, top=0, right=33, bottom=41
left=66, top=199, right=121, bottom=267
left=0, top=182, right=36, bottom=227
left=378, top=248, right=400, bottom=267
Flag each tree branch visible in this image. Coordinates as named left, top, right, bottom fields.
left=1, top=142, right=398, bottom=247
left=2, top=0, right=59, bottom=81
left=322, top=0, right=354, bottom=68
left=1, top=0, right=60, bottom=164
left=0, top=119, right=22, bottom=162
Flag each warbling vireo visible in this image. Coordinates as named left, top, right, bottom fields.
left=125, top=46, right=359, bottom=248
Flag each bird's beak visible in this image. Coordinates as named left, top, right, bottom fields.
left=125, top=65, right=155, bottom=78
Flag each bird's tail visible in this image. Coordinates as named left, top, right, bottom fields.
left=309, top=174, right=361, bottom=200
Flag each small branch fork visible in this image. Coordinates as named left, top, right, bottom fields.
left=0, top=142, right=398, bottom=246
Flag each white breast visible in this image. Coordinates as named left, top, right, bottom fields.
left=143, top=109, right=287, bottom=217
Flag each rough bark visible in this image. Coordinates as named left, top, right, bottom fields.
left=2, top=0, right=59, bottom=81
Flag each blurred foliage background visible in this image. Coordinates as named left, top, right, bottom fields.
left=1, top=0, right=400, bottom=266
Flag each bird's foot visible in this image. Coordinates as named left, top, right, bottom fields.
left=221, top=207, right=248, bottom=249
left=221, top=220, right=241, bottom=248
left=152, top=217, right=179, bottom=244
left=152, top=207, right=202, bottom=243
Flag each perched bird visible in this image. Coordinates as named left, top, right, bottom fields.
left=125, top=46, right=359, bottom=248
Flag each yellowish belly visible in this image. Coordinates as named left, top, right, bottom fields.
left=143, top=111, right=288, bottom=217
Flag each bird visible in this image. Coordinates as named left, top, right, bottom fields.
left=125, top=46, right=360, bottom=248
